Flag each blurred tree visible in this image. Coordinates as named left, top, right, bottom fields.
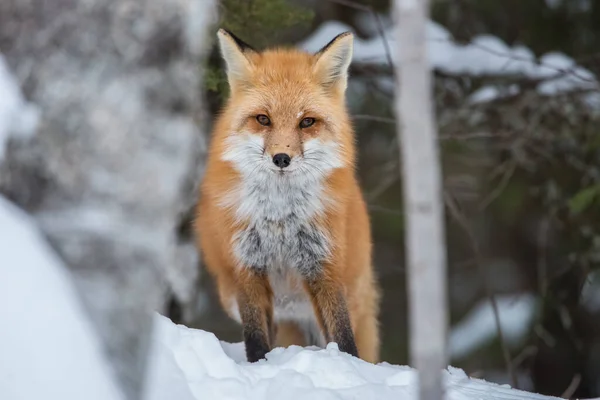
left=394, top=1, right=449, bottom=400
left=0, top=0, right=217, bottom=398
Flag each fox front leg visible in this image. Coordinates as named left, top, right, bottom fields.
left=303, top=271, right=358, bottom=358
left=236, top=268, right=274, bottom=362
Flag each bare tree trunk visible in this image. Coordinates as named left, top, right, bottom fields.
left=393, top=1, right=448, bottom=400
left=0, top=0, right=217, bottom=398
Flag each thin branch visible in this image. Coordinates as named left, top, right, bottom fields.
left=354, top=114, right=396, bottom=124
left=356, top=116, right=515, bottom=147
left=444, top=191, right=518, bottom=388
left=367, top=172, right=398, bottom=202
left=534, top=324, right=557, bottom=347
left=367, top=203, right=404, bottom=216
left=372, top=12, right=394, bottom=71
left=478, top=160, right=517, bottom=211
left=561, top=374, right=582, bottom=399
left=537, top=217, right=550, bottom=298
left=439, top=132, right=505, bottom=141
left=511, top=345, right=538, bottom=368
left=325, top=0, right=395, bottom=71
left=354, top=114, right=509, bottom=141
left=325, top=0, right=370, bottom=12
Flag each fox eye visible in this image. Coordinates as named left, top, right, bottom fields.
left=256, top=114, right=271, bottom=126
left=299, top=117, right=316, bottom=128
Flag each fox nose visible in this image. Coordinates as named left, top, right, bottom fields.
left=272, top=153, right=291, bottom=169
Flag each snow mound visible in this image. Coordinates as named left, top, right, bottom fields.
left=0, top=193, right=562, bottom=400
left=0, top=196, right=123, bottom=400
left=144, top=313, right=560, bottom=400
left=300, top=20, right=599, bottom=104
left=450, top=294, right=537, bottom=360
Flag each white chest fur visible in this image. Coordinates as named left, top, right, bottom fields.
left=229, top=167, right=331, bottom=275
left=220, top=134, right=342, bottom=275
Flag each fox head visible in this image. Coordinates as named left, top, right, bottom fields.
left=215, top=28, right=356, bottom=181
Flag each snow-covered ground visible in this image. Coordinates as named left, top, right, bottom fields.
left=144, top=313, right=562, bottom=400
left=0, top=191, right=563, bottom=400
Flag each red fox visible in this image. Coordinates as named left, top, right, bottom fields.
left=194, top=28, right=380, bottom=363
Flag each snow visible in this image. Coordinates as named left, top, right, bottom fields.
left=449, top=294, right=537, bottom=360
left=0, top=196, right=123, bottom=400
left=143, top=313, right=562, bottom=400
left=0, top=53, right=39, bottom=160
left=543, top=0, right=592, bottom=12
left=300, top=20, right=599, bottom=103
left=581, top=270, right=600, bottom=313
left=468, top=87, right=501, bottom=104
left=0, top=192, right=562, bottom=400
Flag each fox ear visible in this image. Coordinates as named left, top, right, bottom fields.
left=313, top=32, right=354, bottom=91
left=217, top=29, right=255, bottom=90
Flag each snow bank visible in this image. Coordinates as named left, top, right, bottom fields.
left=449, top=294, right=537, bottom=360
left=0, top=193, right=559, bottom=400
left=0, top=196, right=123, bottom=400
left=144, top=313, right=560, bottom=400
left=300, top=20, right=599, bottom=102
left=0, top=53, right=39, bottom=160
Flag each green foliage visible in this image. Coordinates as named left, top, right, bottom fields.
left=204, top=0, right=314, bottom=104
left=204, top=66, right=230, bottom=102
left=569, top=185, right=600, bottom=215
left=589, top=129, right=600, bottom=149
left=494, top=179, right=527, bottom=223
left=220, top=0, right=314, bottom=49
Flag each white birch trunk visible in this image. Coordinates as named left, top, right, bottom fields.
left=392, top=1, right=449, bottom=399
left=0, top=0, right=217, bottom=398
